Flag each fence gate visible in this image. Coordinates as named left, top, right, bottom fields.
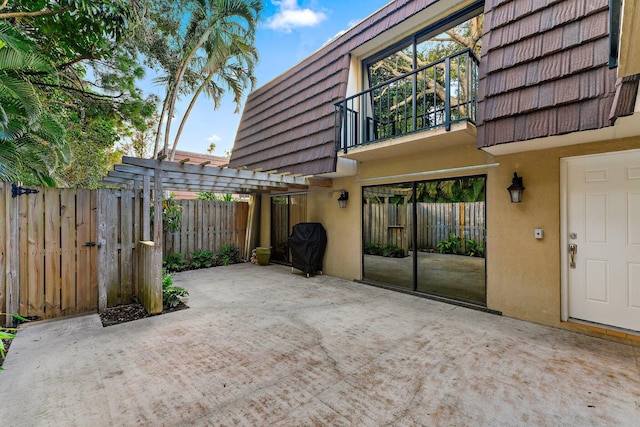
left=1, top=183, right=99, bottom=320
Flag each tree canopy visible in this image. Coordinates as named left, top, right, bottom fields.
left=0, top=0, right=262, bottom=186
left=139, top=0, right=262, bottom=161
left=0, top=0, right=160, bottom=187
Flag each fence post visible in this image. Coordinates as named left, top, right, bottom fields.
left=96, top=189, right=108, bottom=312
left=4, top=183, right=19, bottom=325
left=142, top=175, right=151, bottom=241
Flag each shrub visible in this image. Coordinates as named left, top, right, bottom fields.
left=382, top=243, right=404, bottom=257
left=465, top=238, right=485, bottom=257
left=163, top=253, right=187, bottom=272
left=436, top=233, right=462, bottom=254
left=364, top=242, right=383, bottom=255
left=150, top=194, right=182, bottom=233
left=0, top=313, right=28, bottom=370
left=190, top=249, right=214, bottom=269
left=215, top=244, right=241, bottom=266
left=162, top=273, right=189, bottom=308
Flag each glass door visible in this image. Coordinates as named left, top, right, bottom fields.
left=362, top=184, right=413, bottom=289
left=415, top=177, right=486, bottom=304
left=362, top=177, right=486, bottom=305
left=270, top=194, right=307, bottom=263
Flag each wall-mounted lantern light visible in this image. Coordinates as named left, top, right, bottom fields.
left=337, top=190, right=349, bottom=208
left=507, top=172, right=525, bottom=203
left=328, top=189, right=349, bottom=208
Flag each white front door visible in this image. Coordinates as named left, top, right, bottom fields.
left=564, top=150, right=640, bottom=332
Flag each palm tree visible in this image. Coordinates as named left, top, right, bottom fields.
left=170, top=28, right=258, bottom=155
left=0, top=22, right=66, bottom=185
left=158, top=0, right=261, bottom=160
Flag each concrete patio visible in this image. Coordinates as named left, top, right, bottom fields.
left=1, top=263, right=639, bottom=426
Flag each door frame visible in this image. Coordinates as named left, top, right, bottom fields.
left=560, top=149, right=640, bottom=323
left=560, top=155, right=570, bottom=322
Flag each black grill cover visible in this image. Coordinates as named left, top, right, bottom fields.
left=288, top=222, right=327, bottom=275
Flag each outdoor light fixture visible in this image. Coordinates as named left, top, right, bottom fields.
left=507, top=172, right=525, bottom=203
left=337, top=190, right=349, bottom=208
left=327, top=189, right=349, bottom=208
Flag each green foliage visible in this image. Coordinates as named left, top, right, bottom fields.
left=364, top=242, right=383, bottom=256
left=364, top=242, right=404, bottom=257
left=190, top=249, right=214, bottom=269
left=196, top=192, right=239, bottom=202
left=0, top=1, right=156, bottom=186
left=436, top=234, right=485, bottom=257
left=215, top=244, right=241, bottom=266
left=382, top=244, right=404, bottom=258
left=465, top=238, right=485, bottom=258
left=414, top=178, right=485, bottom=203
left=162, top=196, right=182, bottom=232
left=151, top=195, right=183, bottom=233
left=165, top=245, right=241, bottom=272
left=162, top=273, right=188, bottom=308
left=437, top=233, right=462, bottom=255
left=0, top=313, right=28, bottom=370
left=142, top=0, right=263, bottom=157
left=163, top=252, right=187, bottom=272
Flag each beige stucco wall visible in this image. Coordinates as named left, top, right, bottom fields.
left=489, top=136, right=640, bottom=329
left=310, top=140, right=495, bottom=281
left=257, top=136, right=640, bottom=342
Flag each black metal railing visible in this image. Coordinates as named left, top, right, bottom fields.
left=334, top=49, right=479, bottom=153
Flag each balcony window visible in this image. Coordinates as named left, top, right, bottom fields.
left=335, top=13, right=483, bottom=153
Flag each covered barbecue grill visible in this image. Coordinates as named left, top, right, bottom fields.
left=288, top=222, right=327, bottom=277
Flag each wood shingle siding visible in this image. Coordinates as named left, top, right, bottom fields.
left=230, top=0, right=440, bottom=176
left=477, top=0, right=636, bottom=149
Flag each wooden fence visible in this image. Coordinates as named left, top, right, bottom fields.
left=1, top=182, right=249, bottom=322
left=163, top=200, right=248, bottom=260
left=364, top=201, right=485, bottom=252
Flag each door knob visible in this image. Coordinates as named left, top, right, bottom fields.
left=569, top=243, right=577, bottom=269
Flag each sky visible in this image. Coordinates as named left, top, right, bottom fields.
left=141, top=0, right=392, bottom=157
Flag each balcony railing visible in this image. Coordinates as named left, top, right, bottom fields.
left=334, top=49, right=479, bottom=154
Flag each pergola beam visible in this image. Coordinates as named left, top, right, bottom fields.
left=100, top=156, right=309, bottom=195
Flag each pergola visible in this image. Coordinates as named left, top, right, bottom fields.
left=102, top=156, right=309, bottom=194
left=100, top=156, right=309, bottom=313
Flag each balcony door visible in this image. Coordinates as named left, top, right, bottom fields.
left=361, top=9, right=483, bottom=143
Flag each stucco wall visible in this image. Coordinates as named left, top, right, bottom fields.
left=258, top=137, right=640, bottom=340
left=489, top=137, right=640, bottom=328
left=313, top=141, right=495, bottom=281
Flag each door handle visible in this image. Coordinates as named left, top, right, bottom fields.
left=569, top=243, right=577, bottom=269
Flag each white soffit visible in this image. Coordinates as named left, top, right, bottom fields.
left=481, top=111, right=640, bottom=157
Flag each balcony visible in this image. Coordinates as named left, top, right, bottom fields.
left=334, top=49, right=479, bottom=161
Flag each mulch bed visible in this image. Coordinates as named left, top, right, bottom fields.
left=99, top=302, right=189, bottom=327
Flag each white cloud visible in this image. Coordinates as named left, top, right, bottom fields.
left=265, top=0, right=328, bottom=33
left=207, top=134, right=222, bottom=143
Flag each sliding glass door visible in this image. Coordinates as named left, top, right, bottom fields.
left=362, top=176, right=486, bottom=305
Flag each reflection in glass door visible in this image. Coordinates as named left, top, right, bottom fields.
left=362, top=177, right=486, bottom=305
left=362, top=184, right=413, bottom=289
left=270, top=194, right=307, bottom=263
left=415, top=177, right=486, bottom=304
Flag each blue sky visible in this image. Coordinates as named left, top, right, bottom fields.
left=142, top=0, right=391, bottom=157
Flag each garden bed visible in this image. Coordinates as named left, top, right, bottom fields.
left=99, top=301, right=189, bottom=327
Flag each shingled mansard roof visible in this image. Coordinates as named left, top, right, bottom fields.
left=230, top=0, right=444, bottom=176
left=476, top=0, right=639, bottom=149
left=231, top=0, right=639, bottom=175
